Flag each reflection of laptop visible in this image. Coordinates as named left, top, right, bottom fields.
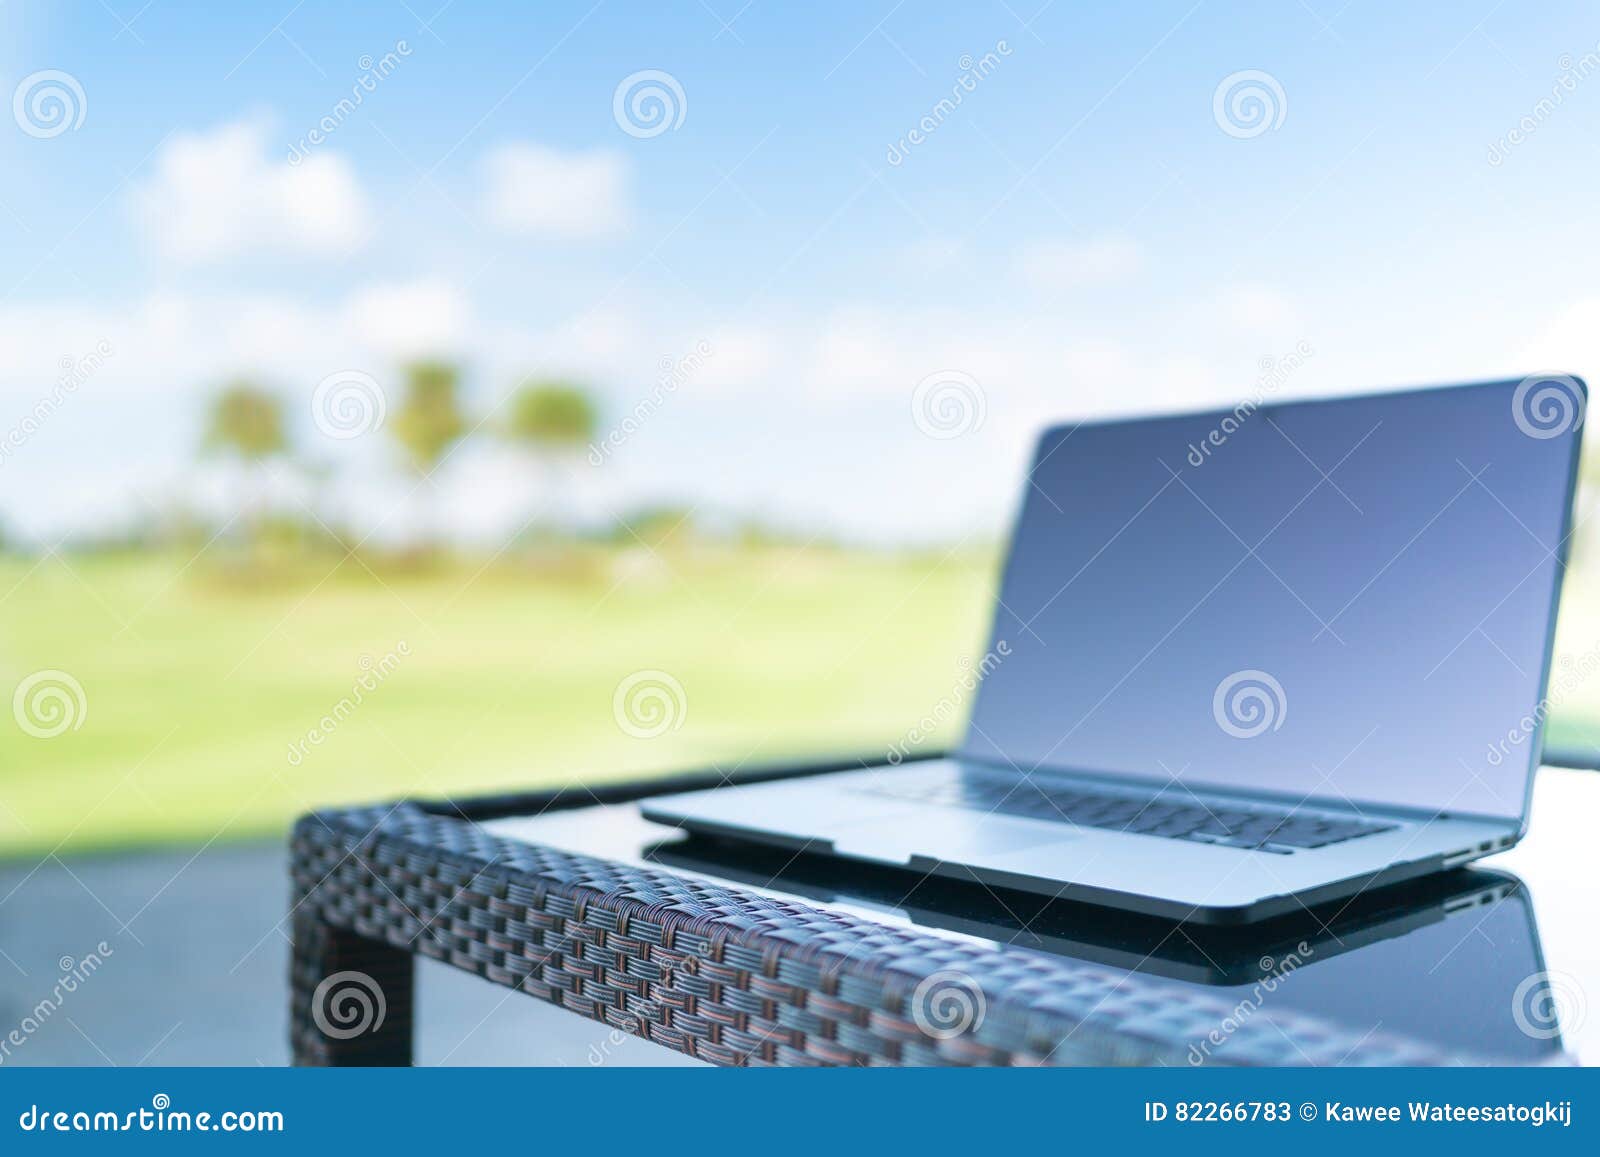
left=647, top=836, right=1518, bottom=987
left=644, top=378, right=1584, bottom=923
left=649, top=837, right=1565, bottom=1062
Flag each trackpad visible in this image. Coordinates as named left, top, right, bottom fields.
left=830, top=810, right=1073, bottom=863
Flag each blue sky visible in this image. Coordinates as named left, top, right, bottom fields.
left=4, top=1, right=1600, bottom=544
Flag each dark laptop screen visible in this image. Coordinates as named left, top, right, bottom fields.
left=960, top=379, right=1582, bottom=821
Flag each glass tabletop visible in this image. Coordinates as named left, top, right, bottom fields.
left=483, top=764, right=1599, bottom=1066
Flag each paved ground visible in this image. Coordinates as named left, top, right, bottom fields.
left=0, top=841, right=698, bottom=1067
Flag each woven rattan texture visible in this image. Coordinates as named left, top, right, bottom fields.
left=289, top=801, right=1463, bottom=1067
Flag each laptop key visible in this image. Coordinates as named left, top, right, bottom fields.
left=858, top=769, right=1399, bottom=855
left=1211, top=836, right=1263, bottom=849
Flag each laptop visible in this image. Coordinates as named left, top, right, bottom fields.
left=642, top=376, right=1585, bottom=923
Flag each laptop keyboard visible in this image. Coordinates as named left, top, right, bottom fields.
left=861, top=767, right=1397, bottom=854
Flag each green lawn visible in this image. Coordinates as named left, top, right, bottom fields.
left=5, top=545, right=1599, bottom=856
left=0, top=547, right=998, bottom=854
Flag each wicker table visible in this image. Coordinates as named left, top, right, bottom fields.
left=288, top=759, right=1544, bottom=1067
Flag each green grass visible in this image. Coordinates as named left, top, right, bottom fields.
left=0, top=547, right=999, bottom=854
left=6, top=545, right=1600, bottom=856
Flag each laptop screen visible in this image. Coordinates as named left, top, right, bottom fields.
left=960, top=378, right=1582, bottom=822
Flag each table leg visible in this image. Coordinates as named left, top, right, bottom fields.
left=290, top=911, right=414, bottom=1066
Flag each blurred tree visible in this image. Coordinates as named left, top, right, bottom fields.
left=203, top=380, right=287, bottom=460
left=508, top=380, right=598, bottom=448
left=201, top=380, right=288, bottom=545
left=614, top=504, right=695, bottom=549
left=391, top=360, right=468, bottom=474
left=390, top=360, right=468, bottom=553
left=504, top=379, right=599, bottom=539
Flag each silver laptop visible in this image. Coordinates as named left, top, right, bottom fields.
left=642, top=377, right=1584, bottom=923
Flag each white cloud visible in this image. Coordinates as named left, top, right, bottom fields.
left=0, top=275, right=1338, bottom=549
left=133, top=119, right=371, bottom=262
left=1015, top=235, right=1144, bottom=291
left=808, top=310, right=904, bottom=397
left=1059, top=339, right=1135, bottom=382
left=343, top=279, right=472, bottom=360
left=1214, top=284, right=1299, bottom=333
left=476, top=308, right=646, bottom=394
left=0, top=293, right=331, bottom=394
left=693, top=326, right=779, bottom=393
left=1519, top=298, right=1600, bottom=382
left=0, top=281, right=479, bottom=401
left=899, top=235, right=970, bottom=276
left=560, top=308, right=634, bottom=362
left=801, top=307, right=1128, bottom=412
left=481, top=144, right=630, bottom=239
